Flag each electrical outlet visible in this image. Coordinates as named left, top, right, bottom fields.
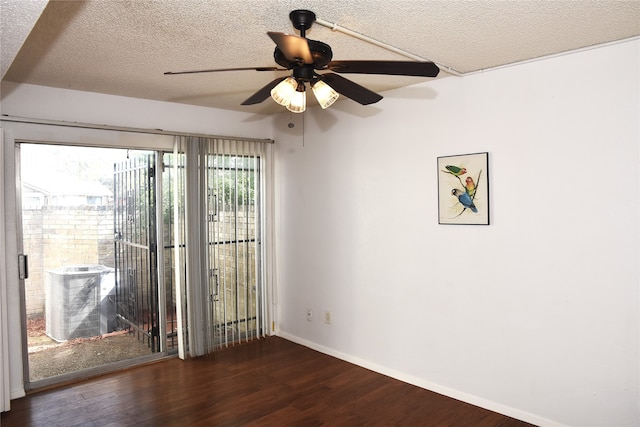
left=324, top=310, right=331, bottom=325
left=306, top=308, right=313, bottom=321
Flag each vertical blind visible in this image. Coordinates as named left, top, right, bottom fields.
left=173, top=136, right=269, bottom=357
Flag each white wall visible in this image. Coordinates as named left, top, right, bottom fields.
left=0, top=82, right=273, bottom=140
left=1, top=85, right=273, bottom=401
left=273, top=39, right=639, bottom=427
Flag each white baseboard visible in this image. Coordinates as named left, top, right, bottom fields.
left=276, top=332, right=565, bottom=427
left=10, top=387, right=25, bottom=400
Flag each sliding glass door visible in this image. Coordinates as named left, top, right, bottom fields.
left=18, top=144, right=173, bottom=388
left=9, top=130, right=271, bottom=390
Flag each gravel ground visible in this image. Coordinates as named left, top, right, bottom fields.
left=27, top=318, right=154, bottom=381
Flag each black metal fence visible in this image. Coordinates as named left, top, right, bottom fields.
left=113, top=153, right=160, bottom=352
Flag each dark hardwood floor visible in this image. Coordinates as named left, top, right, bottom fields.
left=2, top=336, right=535, bottom=426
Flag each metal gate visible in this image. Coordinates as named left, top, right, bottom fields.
left=113, top=153, right=159, bottom=352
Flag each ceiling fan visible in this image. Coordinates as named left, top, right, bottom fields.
left=165, top=9, right=440, bottom=112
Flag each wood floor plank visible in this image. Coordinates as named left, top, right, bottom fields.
left=1, top=336, right=535, bottom=426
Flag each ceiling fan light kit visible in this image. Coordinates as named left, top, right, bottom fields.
left=270, top=77, right=298, bottom=106
left=311, top=80, right=340, bottom=109
left=269, top=74, right=338, bottom=113
left=287, top=85, right=307, bottom=113
left=165, top=9, right=440, bottom=113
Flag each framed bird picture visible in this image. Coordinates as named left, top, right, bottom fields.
left=437, top=152, right=489, bottom=225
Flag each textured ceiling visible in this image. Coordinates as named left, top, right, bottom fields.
left=2, top=0, right=639, bottom=115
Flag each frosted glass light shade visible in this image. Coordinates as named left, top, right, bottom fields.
left=287, top=89, right=306, bottom=113
left=312, top=80, right=339, bottom=109
left=270, top=77, right=297, bottom=106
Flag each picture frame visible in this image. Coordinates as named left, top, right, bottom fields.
left=437, top=152, right=489, bottom=225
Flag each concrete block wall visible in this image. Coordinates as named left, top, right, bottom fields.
left=22, top=206, right=114, bottom=318
left=22, top=204, right=256, bottom=321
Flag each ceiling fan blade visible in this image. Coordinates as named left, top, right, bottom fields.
left=267, top=32, right=314, bottom=64
left=241, top=77, right=288, bottom=105
left=164, top=66, right=285, bottom=75
left=327, top=60, right=440, bottom=77
left=320, top=73, right=383, bottom=105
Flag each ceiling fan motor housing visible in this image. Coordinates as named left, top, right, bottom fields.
left=273, top=39, right=332, bottom=70
left=292, top=65, right=316, bottom=82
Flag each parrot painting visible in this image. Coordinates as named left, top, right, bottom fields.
left=442, top=165, right=467, bottom=176
left=465, top=177, right=476, bottom=197
left=452, top=188, right=477, bottom=213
